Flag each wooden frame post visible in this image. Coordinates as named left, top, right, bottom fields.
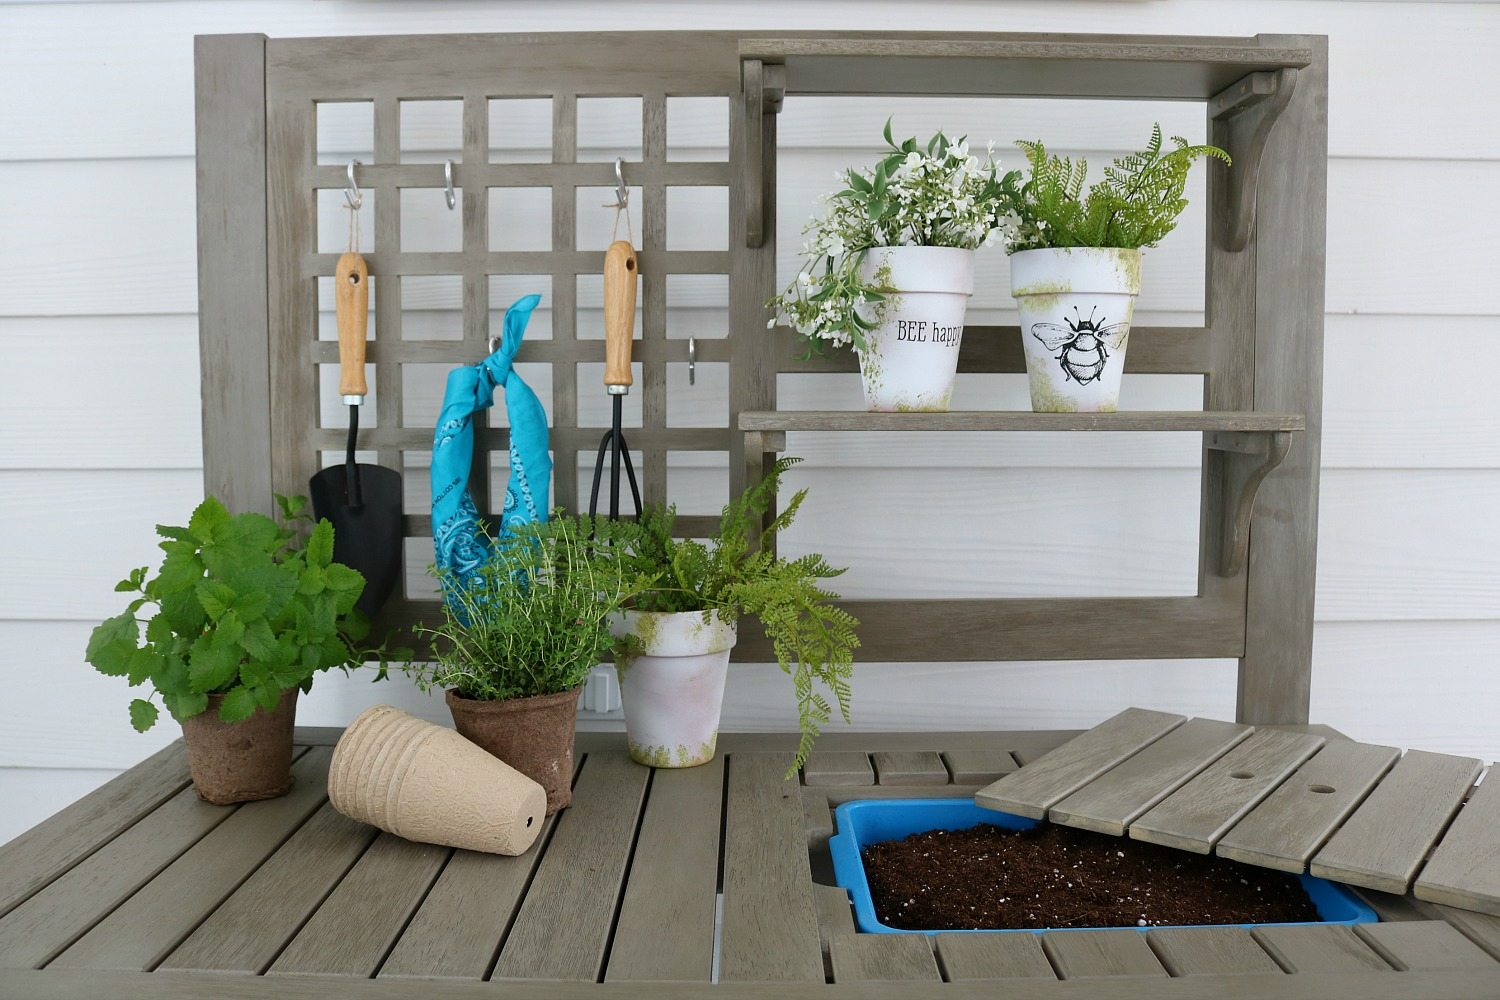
left=1237, top=35, right=1328, bottom=724
left=194, top=34, right=274, bottom=517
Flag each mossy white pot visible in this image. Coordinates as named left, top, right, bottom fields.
left=1011, top=247, right=1142, bottom=413
left=856, top=246, right=974, bottom=412
left=610, top=610, right=737, bottom=768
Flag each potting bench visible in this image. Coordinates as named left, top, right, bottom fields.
left=3, top=727, right=1499, bottom=998
left=7, top=25, right=1497, bottom=1000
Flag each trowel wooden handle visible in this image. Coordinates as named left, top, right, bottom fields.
left=335, top=251, right=369, bottom=399
left=603, top=240, right=636, bottom=390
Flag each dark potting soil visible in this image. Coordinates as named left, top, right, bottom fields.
left=862, top=822, right=1320, bottom=931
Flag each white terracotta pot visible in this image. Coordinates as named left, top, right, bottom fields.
left=611, top=610, right=737, bottom=768
left=856, top=246, right=974, bottom=412
left=1011, top=247, right=1142, bottom=413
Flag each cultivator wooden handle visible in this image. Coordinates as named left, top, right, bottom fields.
left=335, top=250, right=369, bottom=402
left=603, top=239, right=637, bottom=392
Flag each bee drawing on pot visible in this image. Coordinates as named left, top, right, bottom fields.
left=1031, top=307, right=1130, bottom=384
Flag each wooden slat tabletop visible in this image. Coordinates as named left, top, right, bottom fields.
left=1413, top=766, right=1500, bottom=915
left=3, top=727, right=1500, bottom=997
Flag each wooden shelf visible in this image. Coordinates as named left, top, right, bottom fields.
left=740, top=33, right=1314, bottom=100
left=740, top=410, right=1301, bottom=579
left=738, top=410, right=1305, bottom=434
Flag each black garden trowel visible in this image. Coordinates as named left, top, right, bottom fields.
left=309, top=249, right=403, bottom=619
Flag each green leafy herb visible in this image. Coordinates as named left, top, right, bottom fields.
left=1003, top=124, right=1231, bottom=250
left=87, top=495, right=404, bottom=732
left=611, top=457, right=859, bottom=772
left=406, top=514, right=653, bottom=702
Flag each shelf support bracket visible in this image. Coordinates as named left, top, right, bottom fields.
left=1209, top=430, right=1293, bottom=577
left=1210, top=67, right=1298, bottom=253
left=742, top=59, right=785, bottom=248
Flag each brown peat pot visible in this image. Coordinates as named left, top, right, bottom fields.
left=179, top=687, right=299, bottom=805
left=446, top=686, right=582, bottom=814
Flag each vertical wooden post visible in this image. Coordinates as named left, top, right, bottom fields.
left=195, top=34, right=273, bottom=516
left=1237, top=35, right=1328, bottom=724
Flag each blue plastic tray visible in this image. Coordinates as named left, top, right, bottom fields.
left=829, top=798, right=1378, bottom=935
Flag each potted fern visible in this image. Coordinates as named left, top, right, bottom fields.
left=405, top=514, right=648, bottom=814
left=609, top=457, right=858, bottom=772
left=770, top=122, right=1014, bottom=413
left=86, top=496, right=387, bottom=804
left=1000, top=125, right=1230, bottom=412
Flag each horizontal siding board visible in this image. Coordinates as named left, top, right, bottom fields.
left=3, top=3, right=1496, bottom=161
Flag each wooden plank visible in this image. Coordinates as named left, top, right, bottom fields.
left=49, top=748, right=333, bottom=971
left=1237, top=35, right=1328, bottom=726
left=819, top=785, right=983, bottom=807
left=1049, top=718, right=1252, bottom=836
left=195, top=33, right=274, bottom=517
left=0, top=741, right=190, bottom=917
left=934, top=933, right=1055, bottom=981
left=739, top=410, right=1305, bottom=434
left=1356, top=921, right=1498, bottom=972
left=1252, top=924, right=1390, bottom=973
left=1424, top=902, right=1500, bottom=962
left=1042, top=929, right=1167, bottom=979
left=161, top=804, right=379, bottom=973
left=1414, top=766, right=1500, bottom=915
left=606, top=756, right=724, bottom=982
left=1216, top=739, right=1400, bottom=872
left=802, top=751, right=873, bottom=787
left=268, top=834, right=450, bottom=977
left=378, top=816, right=559, bottom=979
left=941, top=750, right=1017, bottom=785
left=829, top=934, right=940, bottom=982
left=490, top=751, right=649, bottom=981
left=1130, top=728, right=1325, bottom=853
left=0, top=787, right=232, bottom=968
left=816, top=883, right=855, bottom=948
left=719, top=752, right=823, bottom=983
left=805, top=790, right=835, bottom=849
left=873, top=751, right=948, bottom=786
left=975, top=708, right=1186, bottom=819
left=1310, top=749, right=1482, bottom=894
left=1147, top=927, right=1282, bottom=976
left=11, top=965, right=1500, bottom=1000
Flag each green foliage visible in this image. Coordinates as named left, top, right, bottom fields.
left=408, top=515, right=653, bottom=702
left=1004, top=124, right=1231, bottom=250
left=769, top=120, right=1017, bottom=355
left=87, top=495, right=401, bottom=732
left=612, top=457, right=859, bottom=772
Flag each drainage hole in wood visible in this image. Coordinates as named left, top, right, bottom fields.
left=1230, top=770, right=1255, bottom=780
left=1308, top=784, right=1336, bottom=794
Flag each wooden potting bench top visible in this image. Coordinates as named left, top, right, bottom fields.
left=3, top=726, right=1500, bottom=999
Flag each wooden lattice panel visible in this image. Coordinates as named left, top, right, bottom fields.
left=260, top=34, right=771, bottom=637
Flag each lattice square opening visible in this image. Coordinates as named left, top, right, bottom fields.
left=667, top=362, right=728, bottom=427
left=576, top=96, right=643, bottom=162
left=667, top=96, right=730, bottom=161
left=577, top=362, right=643, bottom=427
left=399, top=99, right=462, bottom=163
left=488, top=98, right=552, bottom=163
left=576, top=187, right=644, bottom=251
left=665, top=274, right=728, bottom=339
left=316, top=100, right=373, bottom=164
left=401, top=275, right=464, bottom=341
left=401, top=188, right=463, bottom=252
left=317, top=188, right=375, bottom=254
left=489, top=187, right=552, bottom=251
left=490, top=275, right=553, bottom=340
left=666, top=187, right=729, bottom=250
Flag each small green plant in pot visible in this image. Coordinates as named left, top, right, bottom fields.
left=998, top=124, right=1230, bottom=413
left=405, top=514, right=649, bottom=814
left=770, top=122, right=1015, bottom=413
left=87, top=495, right=385, bottom=804
left=610, top=457, right=859, bottom=774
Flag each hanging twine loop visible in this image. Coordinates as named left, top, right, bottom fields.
left=605, top=156, right=633, bottom=246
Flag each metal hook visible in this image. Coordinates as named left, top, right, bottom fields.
left=608, top=156, right=628, bottom=209
left=687, top=336, right=696, bottom=385
left=443, top=159, right=456, bottom=210
left=343, top=159, right=362, bottom=210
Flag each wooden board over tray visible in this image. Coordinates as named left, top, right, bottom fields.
left=977, top=708, right=1498, bottom=916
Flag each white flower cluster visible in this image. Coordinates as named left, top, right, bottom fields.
left=769, top=132, right=1017, bottom=352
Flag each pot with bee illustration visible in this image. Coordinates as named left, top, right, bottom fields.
left=1010, top=247, right=1142, bottom=412
left=855, top=246, right=974, bottom=412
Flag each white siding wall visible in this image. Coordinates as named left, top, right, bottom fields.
left=2, top=0, right=1497, bottom=844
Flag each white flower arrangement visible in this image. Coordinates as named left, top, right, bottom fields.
left=769, top=122, right=1017, bottom=354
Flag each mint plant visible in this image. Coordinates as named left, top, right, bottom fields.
left=87, top=495, right=393, bottom=732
